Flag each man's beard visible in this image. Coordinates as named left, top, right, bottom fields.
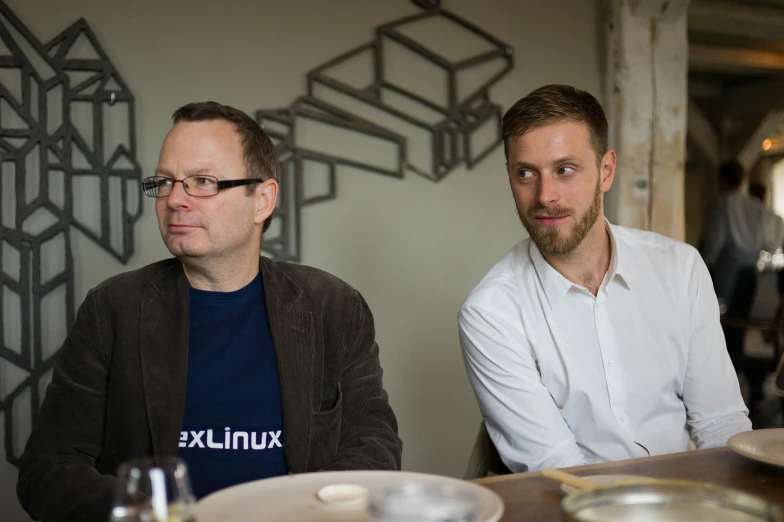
left=518, top=179, right=602, bottom=257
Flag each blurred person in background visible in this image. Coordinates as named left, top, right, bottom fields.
left=701, top=167, right=783, bottom=419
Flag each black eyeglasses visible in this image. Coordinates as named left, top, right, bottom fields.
left=142, top=175, right=261, bottom=198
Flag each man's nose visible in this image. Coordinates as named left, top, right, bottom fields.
left=166, top=180, right=191, bottom=208
left=537, top=174, right=559, bottom=206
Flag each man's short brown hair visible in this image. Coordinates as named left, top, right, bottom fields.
left=502, top=84, right=608, bottom=163
left=172, top=101, right=280, bottom=232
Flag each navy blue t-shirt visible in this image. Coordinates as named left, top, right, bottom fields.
left=178, top=273, right=288, bottom=498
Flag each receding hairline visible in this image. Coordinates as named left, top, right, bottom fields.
left=170, top=116, right=248, bottom=135
left=164, top=118, right=248, bottom=154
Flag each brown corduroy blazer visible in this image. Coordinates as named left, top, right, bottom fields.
left=17, top=256, right=402, bottom=522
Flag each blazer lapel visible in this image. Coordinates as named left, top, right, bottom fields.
left=139, top=262, right=190, bottom=457
left=260, top=257, right=315, bottom=473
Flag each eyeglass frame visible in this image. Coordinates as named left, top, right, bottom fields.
left=141, top=174, right=263, bottom=198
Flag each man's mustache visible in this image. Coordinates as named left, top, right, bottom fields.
left=528, top=207, right=572, bottom=218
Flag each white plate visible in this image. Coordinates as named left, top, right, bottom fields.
left=559, top=474, right=654, bottom=494
left=728, top=428, right=784, bottom=469
left=196, top=470, right=505, bottom=522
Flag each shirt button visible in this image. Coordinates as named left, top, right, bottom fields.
left=608, top=360, right=614, bottom=367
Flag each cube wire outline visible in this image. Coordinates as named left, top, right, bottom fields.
left=258, top=2, right=513, bottom=262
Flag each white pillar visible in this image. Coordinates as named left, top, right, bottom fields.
left=604, top=0, right=690, bottom=240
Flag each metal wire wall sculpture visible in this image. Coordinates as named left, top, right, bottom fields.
left=0, top=1, right=141, bottom=465
left=258, top=2, right=513, bottom=262
left=0, top=0, right=510, bottom=466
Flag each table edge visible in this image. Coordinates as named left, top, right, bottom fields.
left=472, top=447, right=729, bottom=486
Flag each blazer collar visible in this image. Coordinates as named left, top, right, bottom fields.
left=139, top=261, right=190, bottom=458
left=260, top=256, right=315, bottom=473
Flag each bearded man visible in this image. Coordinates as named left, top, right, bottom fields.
left=458, top=84, right=750, bottom=473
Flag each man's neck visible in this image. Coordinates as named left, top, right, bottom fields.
left=181, top=250, right=261, bottom=292
left=543, top=217, right=611, bottom=296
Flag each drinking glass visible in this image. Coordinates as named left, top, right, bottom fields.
left=368, top=481, right=478, bottom=522
left=108, top=457, right=196, bottom=522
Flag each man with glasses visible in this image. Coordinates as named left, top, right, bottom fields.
left=17, top=102, right=402, bottom=522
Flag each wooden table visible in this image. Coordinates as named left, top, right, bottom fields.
left=475, top=447, right=784, bottom=521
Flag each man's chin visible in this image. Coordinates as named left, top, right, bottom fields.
left=523, top=220, right=564, bottom=239
left=522, top=224, right=572, bottom=254
left=165, top=240, right=208, bottom=259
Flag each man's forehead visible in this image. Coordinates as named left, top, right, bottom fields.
left=514, top=120, right=590, bottom=146
left=517, top=120, right=590, bottom=141
left=162, top=120, right=243, bottom=155
left=158, top=123, right=244, bottom=174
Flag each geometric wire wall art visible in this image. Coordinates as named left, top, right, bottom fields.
left=0, top=0, right=141, bottom=466
left=258, top=0, right=513, bottom=262
left=0, top=0, right=508, bottom=467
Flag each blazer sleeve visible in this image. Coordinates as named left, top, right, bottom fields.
left=17, top=287, right=117, bottom=522
left=319, top=290, right=402, bottom=471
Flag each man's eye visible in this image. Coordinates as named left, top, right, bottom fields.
left=157, top=178, right=174, bottom=187
left=557, top=167, right=575, bottom=175
left=518, top=170, right=533, bottom=178
left=194, top=177, right=216, bottom=186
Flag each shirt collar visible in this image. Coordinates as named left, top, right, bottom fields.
left=607, top=221, right=632, bottom=291
left=529, top=218, right=631, bottom=310
left=529, top=240, right=572, bottom=310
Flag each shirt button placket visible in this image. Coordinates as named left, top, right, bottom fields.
left=596, top=304, right=620, bottom=415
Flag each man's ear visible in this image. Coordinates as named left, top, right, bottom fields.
left=254, top=179, right=278, bottom=225
left=600, top=150, right=616, bottom=194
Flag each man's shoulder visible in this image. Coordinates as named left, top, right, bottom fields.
left=75, top=259, right=183, bottom=319
left=461, top=239, right=532, bottom=311
left=94, top=258, right=181, bottom=295
left=613, top=223, right=698, bottom=255
left=612, top=224, right=702, bottom=273
left=267, top=259, right=359, bottom=302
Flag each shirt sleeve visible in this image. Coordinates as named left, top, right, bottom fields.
left=682, top=251, right=752, bottom=448
left=459, top=303, right=587, bottom=472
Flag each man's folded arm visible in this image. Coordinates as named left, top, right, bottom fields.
left=459, top=304, right=587, bottom=472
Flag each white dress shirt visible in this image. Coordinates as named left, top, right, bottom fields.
left=459, top=221, right=751, bottom=473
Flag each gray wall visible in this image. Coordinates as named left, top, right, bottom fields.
left=0, top=1, right=602, bottom=520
